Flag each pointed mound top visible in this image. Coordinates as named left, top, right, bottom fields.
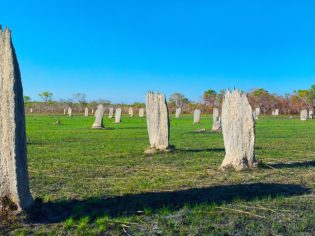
left=147, top=91, right=165, bottom=96
left=224, top=89, right=248, bottom=100
left=0, top=26, right=11, bottom=37
left=0, top=26, right=13, bottom=55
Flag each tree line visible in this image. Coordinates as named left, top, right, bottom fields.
left=168, top=85, right=315, bottom=114
left=24, top=85, right=315, bottom=114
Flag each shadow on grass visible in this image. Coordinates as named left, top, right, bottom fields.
left=90, top=127, right=115, bottom=131
left=175, top=148, right=225, bottom=153
left=175, top=147, right=262, bottom=153
left=27, top=183, right=310, bottom=224
left=113, top=126, right=146, bottom=130
left=269, top=160, right=315, bottom=169
left=187, top=130, right=217, bottom=134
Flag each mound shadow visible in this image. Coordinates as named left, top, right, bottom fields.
left=114, top=126, right=146, bottom=130
left=176, top=147, right=262, bottom=153
left=90, top=127, right=114, bottom=130
left=269, top=160, right=315, bottom=169
left=175, top=148, right=225, bottom=153
left=27, top=183, right=310, bottom=224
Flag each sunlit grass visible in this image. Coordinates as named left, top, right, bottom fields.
left=4, top=114, right=315, bottom=235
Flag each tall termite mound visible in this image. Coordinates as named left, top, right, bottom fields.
left=145, top=92, right=170, bottom=153
left=220, top=90, right=257, bottom=171
left=0, top=27, right=33, bottom=211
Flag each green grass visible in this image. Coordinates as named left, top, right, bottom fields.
left=3, top=114, right=315, bottom=235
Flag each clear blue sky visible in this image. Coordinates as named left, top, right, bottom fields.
left=1, top=0, right=315, bottom=103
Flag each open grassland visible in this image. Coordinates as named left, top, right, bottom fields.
left=3, top=114, right=315, bottom=235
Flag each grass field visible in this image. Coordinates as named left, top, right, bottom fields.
left=3, top=114, right=315, bottom=235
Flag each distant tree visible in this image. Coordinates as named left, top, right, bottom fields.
left=97, top=99, right=111, bottom=105
left=66, top=99, right=73, bottom=106
left=23, top=96, right=32, bottom=110
left=297, top=89, right=309, bottom=100
left=203, top=89, right=217, bottom=105
left=169, top=92, right=189, bottom=107
left=308, top=85, right=315, bottom=103
left=249, top=88, right=274, bottom=112
left=293, top=88, right=314, bottom=109
left=73, top=93, right=87, bottom=105
left=39, top=91, right=53, bottom=103
left=23, top=96, right=31, bottom=103
left=132, top=102, right=145, bottom=108
left=250, top=88, right=270, bottom=97
left=215, top=90, right=225, bottom=107
left=73, top=93, right=87, bottom=111
left=289, top=94, right=303, bottom=113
